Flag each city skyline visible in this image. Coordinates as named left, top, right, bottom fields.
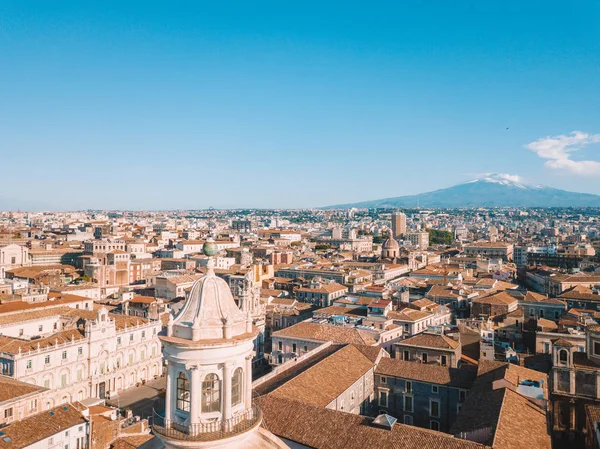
left=1, top=1, right=599, bottom=210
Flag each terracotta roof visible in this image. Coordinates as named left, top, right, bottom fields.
left=129, top=296, right=157, bottom=304
left=475, top=279, right=497, bottom=287
left=335, top=296, right=374, bottom=306
left=6, top=265, right=78, bottom=279
left=523, top=292, right=548, bottom=302
left=475, top=360, right=548, bottom=397
left=0, top=329, right=87, bottom=354
left=472, top=291, right=517, bottom=306
left=376, top=358, right=474, bottom=389
left=536, top=318, right=558, bottom=330
left=451, top=361, right=550, bottom=449
left=272, top=321, right=377, bottom=346
left=270, top=345, right=375, bottom=407
left=0, top=293, right=89, bottom=316
left=559, top=288, right=600, bottom=301
left=258, top=395, right=488, bottom=449
left=0, top=376, right=45, bottom=402
left=387, top=308, right=433, bottom=322
left=267, top=297, right=296, bottom=306
left=297, top=283, right=348, bottom=294
left=111, top=435, right=156, bottom=449
left=586, top=404, right=600, bottom=433
left=0, top=403, right=87, bottom=448
left=396, top=332, right=460, bottom=350
left=352, top=344, right=386, bottom=363
left=412, top=298, right=438, bottom=308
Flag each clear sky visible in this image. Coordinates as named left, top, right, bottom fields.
left=1, top=1, right=599, bottom=210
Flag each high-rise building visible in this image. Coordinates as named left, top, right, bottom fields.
left=391, top=212, right=407, bottom=238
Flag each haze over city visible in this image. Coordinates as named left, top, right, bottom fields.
left=1, top=1, right=599, bottom=210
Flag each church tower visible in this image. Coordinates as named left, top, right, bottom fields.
left=238, top=267, right=266, bottom=367
left=153, top=239, right=285, bottom=449
left=382, top=231, right=400, bottom=260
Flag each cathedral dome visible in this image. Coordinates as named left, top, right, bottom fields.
left=383, top=234, right=399, bottom=250
left=170, top=239, right=251, bottom=341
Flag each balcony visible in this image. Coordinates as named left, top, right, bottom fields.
left=152, top=405, right=261, bottom=442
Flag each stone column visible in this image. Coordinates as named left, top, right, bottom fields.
left=165, top=362, right=174, bottom=422
left=222, top=362, right=233, bottom=429
left=570, top=369, right=576, bottom=395
left=190, top=366, right=201, bottom=426
left=245, top=354, right=254, bottom=409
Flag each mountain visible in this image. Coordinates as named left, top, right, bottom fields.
left=326, top=174, right=600, bottom=208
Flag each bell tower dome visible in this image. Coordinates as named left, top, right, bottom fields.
left=153, top=239, right=285, bottom=449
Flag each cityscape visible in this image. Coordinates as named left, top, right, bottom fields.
left=1, top=206, right=600, bottom=448
left=2, top=2, right=600, bottom=449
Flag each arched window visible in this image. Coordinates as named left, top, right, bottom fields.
left=559, top=349, right=568, bottom=364
left=176, top=372, right=190, bottom=412
left=202, top=374, right=221, bottom=413
left=232, top=368, right=243, bottom=406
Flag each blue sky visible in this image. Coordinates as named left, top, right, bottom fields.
left=1, top=1, right=599, bottom=210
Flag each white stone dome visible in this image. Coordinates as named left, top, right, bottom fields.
left=171, top=267, right=251, bottom=341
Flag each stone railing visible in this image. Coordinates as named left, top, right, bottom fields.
left=152, top=405, right=261, bottom=442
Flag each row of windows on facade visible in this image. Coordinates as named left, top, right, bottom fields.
left=378, top=377, right=467, bottom=401
left=27, top=347, right=156, bottom=374
left=18, top=326, right=156, bottom=340
left=377, top=391, right=445, bottom=431
left=39, top=363, right=155, bottom=390
left=277, top=342, right=308, bottom=353
left=45, top=426, right=87, bottom=449
left=175, top=369, right=244, bottom=414
left=401, top=351, right=449, bottom=365
left=4, top=398, right=39, bottom=419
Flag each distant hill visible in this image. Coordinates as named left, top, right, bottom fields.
left=326, top=174, right=600, bottom=208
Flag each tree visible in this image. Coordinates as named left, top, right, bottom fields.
left=428, top=229, right=453, bottom=245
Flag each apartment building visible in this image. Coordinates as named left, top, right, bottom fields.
left=463, top=242, right=514, bottom=262
left=375, top=358, right=473, bottom=432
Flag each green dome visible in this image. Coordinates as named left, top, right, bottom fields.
left=203, top=240, right=219, bottom=257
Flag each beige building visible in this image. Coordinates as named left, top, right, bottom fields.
left=405, top=232, right=429, bottom=250
left=395, top=332, right=462, bottom=368
left=463, top=242, right=514, bottom=261
left=0, top=244, right=30, bottom=278
left=391, top=212, right=407, bottom=238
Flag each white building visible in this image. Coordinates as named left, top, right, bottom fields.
left=153, top=239, right=285, bottom=449
left=0, top=402, right=89, bottom=449
left=0, top=244, right=30, bottom=278
left=0, top=303, right=162, bottom=407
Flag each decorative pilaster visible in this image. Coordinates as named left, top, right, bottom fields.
left=189, top=366, right=201, bottom=424
left=245, top=354, right=254, bottom=409
left=165, top=362, right=175, bottom=420
left=223, top=362, right=233, bottom=429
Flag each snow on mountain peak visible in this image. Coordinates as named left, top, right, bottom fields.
left=465, top=173, right=529, bottom=189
